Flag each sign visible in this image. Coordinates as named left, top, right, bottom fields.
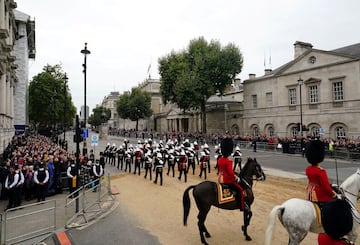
left=91, top=134, right=99, bottom=146
left=319, top=128, right=325, bottom=135
left=83, top=128, right=89, bottom=138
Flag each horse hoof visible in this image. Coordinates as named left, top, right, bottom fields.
left=245, top=236, right=252, bottom=241
left=205, top=233, right=211, bottom=238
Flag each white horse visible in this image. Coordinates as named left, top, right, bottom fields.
left=265, top=168, right=360, bottom=245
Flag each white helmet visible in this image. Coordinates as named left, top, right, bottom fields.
left=235, top=146, right=240, bottom=151
left=203, top=144, right=209, bottom=148
left=112, top=143, right=116, bottom=147
left=157, top=153, right=162, bottom=158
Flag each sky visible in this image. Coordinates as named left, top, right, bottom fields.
left=15, top=0, right=360, bottom=114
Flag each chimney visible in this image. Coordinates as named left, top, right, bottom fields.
left=264, top=69, right=272, bottom=75
left=294, top=41, right=313, bottom=59
left=249, top=74, right=256, bottom=79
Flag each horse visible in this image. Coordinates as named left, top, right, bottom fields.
left=183, top=157, right=266, bottom=245
left=265, top=168, right=360, bottom=245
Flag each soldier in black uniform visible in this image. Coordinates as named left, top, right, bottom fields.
left=133, top=147, right=143, bottom=175
left=198, top=151, right=208, bottom=180
left=153, top=153, right=164, bottom=186
left=203, top=144, right=211, bottom=173
left=143, top=152, right=153, bottom=181
left=34, top=162, right=49, bottom=202
left=166, top=149, right=176, bottom=177
left=124, top=150, right=132, bottom=173
left=116, top=146, right=125, bottom=170
left=177, top=151, right=188, bottom=182
left=232, top=146, right=242, bottom=172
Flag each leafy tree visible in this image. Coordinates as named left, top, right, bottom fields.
left=158, top=37, right=243, bottom=133
left=116, top=88, right=152, bottom=131
left=29, top=64, right=76, bottom=130
left=88, top=106, right=111, bottom=127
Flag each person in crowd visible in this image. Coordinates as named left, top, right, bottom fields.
left=66, top=159, right=79, bottom=194
left=15, top=164, right=25, bottom=207
left=24, top=165, right=35, bottom=201
left=47, top=155, right=55, bottom=196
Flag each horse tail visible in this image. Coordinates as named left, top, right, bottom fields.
left=264, top=204, right=285, bottom=245
left=183, top=185, right=196, bottom=226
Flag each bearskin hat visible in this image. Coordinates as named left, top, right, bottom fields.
left=305, top=139, right=325, bottom=165
left=220, top=137, right=233, bottom=158
left=321, top=199, right=353, bottom=239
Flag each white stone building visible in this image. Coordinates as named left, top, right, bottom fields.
left=242, top=41, right=360, bottom=139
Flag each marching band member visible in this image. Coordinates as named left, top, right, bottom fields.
left=232, top=146, right=242, bottom=172
left=177, top=150, right=188, bottom=182
left=198, top=151, right=208, bottom=179
left=153, top=153, right=164, bottom=186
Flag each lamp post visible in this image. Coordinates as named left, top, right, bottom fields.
left=81, top=42, right=90, bottom=155
left=224, top=104, right=228, bottom=132
left=63, top=73, right=68, bottom=143
left=298, top=77, right=303, bottom=137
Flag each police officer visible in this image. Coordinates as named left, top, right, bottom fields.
left=92, top=159, right=104, bottom=192
left=34, top=162, right=49, bottom=202
left=66, top=160, right=79, bottom=194
left=5, top=165, right=19, bottom=209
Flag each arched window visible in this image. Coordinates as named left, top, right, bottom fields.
left=291, top=126, right=298, bottom=137
left=336, top=126, right=346, bottom=138
left=310, top=126, right=320, bottom=138
left=267, top=126, right=274, bottom=137
left=253, top=127, right=259, bottom=136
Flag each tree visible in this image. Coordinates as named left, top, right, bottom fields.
left=116, top=88, right=152, bottom=131
left=29, top=64, right=76, bottom=130
left=88, top=106, right=111, bottom=127
left=158, top=37, right=243, bottom=133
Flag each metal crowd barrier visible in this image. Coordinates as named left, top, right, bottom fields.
left=3, top=199, right=56, bottom=245
left=65, top=173, right=114, bottom=228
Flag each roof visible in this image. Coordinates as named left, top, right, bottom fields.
left=331, top=43, right=360, bottom=58
left=206, top=95, right=240, bottom=104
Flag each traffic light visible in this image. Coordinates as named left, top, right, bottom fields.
left=296, top=123, right=301, bottom=131
left=73, top=115, right=83, bottom=143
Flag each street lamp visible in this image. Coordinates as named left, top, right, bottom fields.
left=81, top=42, right=90, bottom=155
left=63, top=73, right=68, bottom=143
left=297, top=77, right=303, bottom=137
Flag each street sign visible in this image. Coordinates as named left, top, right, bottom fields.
left=91, top=134, right=99, bottom=146
left=83, top=128, right=89, bottom=138
left=319, top=128, right=325, bottom=135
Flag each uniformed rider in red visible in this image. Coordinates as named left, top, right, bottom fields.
left=318, top=233, right=353, bottom=245
left=305, top=139, right=336, bottom=206
left=217, top=137, right=245, bottom=210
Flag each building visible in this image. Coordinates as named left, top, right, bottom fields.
left=13, top=9, right=35, bottom=134
left=242, top=41, right=360, bottom=139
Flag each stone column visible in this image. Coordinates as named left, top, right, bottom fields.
left=0, top=72, right=5, bottom=115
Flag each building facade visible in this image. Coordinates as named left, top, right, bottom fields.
left=242, top=41, right=360, bottom=139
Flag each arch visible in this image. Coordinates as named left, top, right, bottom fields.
left=230, top=124, right=239, bottom=135
left=287, top=123, right=299, bottom=137
left=264, top=123, right=275, bottom=137
left=307, top=123, right=321, bottom=138
left=250, top=124, right=260, bottom=136
left=330, top=122, right=348, bottom=139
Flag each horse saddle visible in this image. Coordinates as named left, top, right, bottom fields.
left=217, top=184, right=236, bottom=204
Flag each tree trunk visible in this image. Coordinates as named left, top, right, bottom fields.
left=201, top=102, right=207, bottom=133
left=136, top=119, right=139, bottom=131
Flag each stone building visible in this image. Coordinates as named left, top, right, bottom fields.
left=242, top=41, right=360, bottom=139
left=0, top=1, right=35, bottom=154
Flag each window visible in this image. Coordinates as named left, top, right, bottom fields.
left=253, top=127, right=259, bottom=136
left=266, top=92, right=272, bottom=106
left=309, top=85, right=318, bottom=103
left=267, top=126, right=274, bottom=137
left=252, top=94, right=257, bottom=108
left=336, top=126, right=346, bottom=138
left=291, top=126, right=298, bottom=137
left=289, top=88, right=296, bottom=105
left=310, top=127, right=320, bottom=138
left=309, top=56, right=316, bottom=64
left=333, top=81, right=343, bottom=101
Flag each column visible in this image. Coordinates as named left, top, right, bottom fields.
left=0, top=73, right=5, bottom=114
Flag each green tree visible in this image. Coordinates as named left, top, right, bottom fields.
left=158, top=37, right=243, bottom=133
left=29, top=64, right=76, bottom=130
left=88, top=106, right=111, bottom=127
left=116, top=88, right=152, bottom=131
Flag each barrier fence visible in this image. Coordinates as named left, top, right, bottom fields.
left=2, top=199, right=56, bottom=245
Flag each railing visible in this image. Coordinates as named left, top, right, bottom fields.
left=3, top=200, right=56, bottom=245
left=65, top=174, right=114, bottom=228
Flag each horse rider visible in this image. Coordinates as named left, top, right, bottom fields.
left=177, top=150, right=188, bottom=182
left=198, top=151, right=208, bottom=180
left=217, top=137, right=245, bottom=211
left=153, top=153, right=164, bottom=186
left=305, top=139, right=337, bottom=208
left=232, top=146, right=242, bottom=172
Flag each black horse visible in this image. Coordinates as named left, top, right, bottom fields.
left=183, top=157, right=266, bottom=245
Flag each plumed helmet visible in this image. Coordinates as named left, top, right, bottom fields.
left=112, top=143, right=116, bottom=147
left=321, top=199, right=353, bottom=239
left=107, top=142, right=110, bottom=146
left=220, top=137, right=234, bottom=158
left=157, top=153, right=162, bottom=158
left=203, top=144, right=209, bottom=148
left=235, top=146, right=240, bottom=151
left=305, top=139, right=325, bottom=165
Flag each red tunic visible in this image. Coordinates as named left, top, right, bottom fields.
left=318, top=233, right=350, bottom=245
left=305, top=165, right=334, bottom=202
left=217, top=157, right=236, bottom=183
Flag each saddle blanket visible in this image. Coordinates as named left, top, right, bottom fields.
left=217, top=184, right=236, bottom=204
